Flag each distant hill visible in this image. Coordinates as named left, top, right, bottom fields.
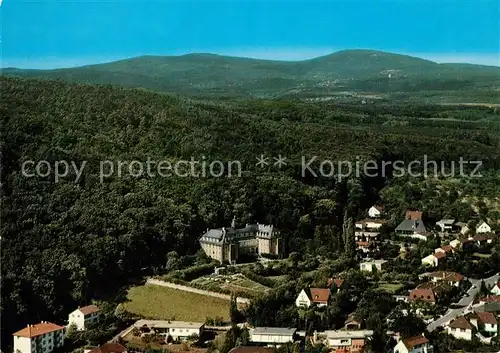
left=4, top=49, right=500, bottom=101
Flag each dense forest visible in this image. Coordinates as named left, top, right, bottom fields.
left=1, top=76, right=500, bottom=347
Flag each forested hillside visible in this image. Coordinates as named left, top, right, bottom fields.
left=4, top=50, right=500, bottom=102
left=1, top=76, right=500, bottom=343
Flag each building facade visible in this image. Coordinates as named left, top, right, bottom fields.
left=68, top=305, right=101, bottom=331
left=13, top=322, right=65, bottom=353
left=199, top=220, right=280, bottom=263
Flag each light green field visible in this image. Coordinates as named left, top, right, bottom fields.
left=378, top=282, right=404, bottom=293
left=123, top=284, right=230, bottom=321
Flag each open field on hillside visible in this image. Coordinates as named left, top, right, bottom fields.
left=191, top=274, right=270, bottom=295
left=123, top=284, right=230, bottom=322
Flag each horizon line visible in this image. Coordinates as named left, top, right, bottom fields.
left=2, top=48, right=500, bottom=70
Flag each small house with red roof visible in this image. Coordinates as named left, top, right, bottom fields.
left=68, top=304, right=101, bottom=331
left=393, top=335, right=432, bottom=353
left=296, top=288, right=331, bottom=308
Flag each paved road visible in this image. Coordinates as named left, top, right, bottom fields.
left=426, top=273, right=499, bottom=332
left=147, top=278, right=251, bottom=304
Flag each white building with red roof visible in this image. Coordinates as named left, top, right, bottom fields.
left=393, top=335, right=432, bottom=353
left=13, top=321, right=65, bottom=353
left=295, top=288, right=331, bottom=308
left=68, top=304, right=101, bottom=331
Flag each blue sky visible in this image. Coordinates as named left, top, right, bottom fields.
left=2, top=0, right=499, bottom=68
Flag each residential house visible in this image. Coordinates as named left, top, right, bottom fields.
left=85, top=343, right=127, bottom=353
left=134, top=319, right=204, bottom=340
left=421, top=252, right=446, bottom=267
left=447, top=316, right=474, bottom=341
left=471, top=234, right=495, bottom=246
left=359, top=260, right=388, bottom=272
left=355, top=219, right=386, bottom=231
left=478, top=296, right=500, bottom=312
left=476, top=221, right=492, bottom=234
left=460, top=225, right=471, bottom=236
left=344, top=314, right=362, bottom=330
left=13, top=322, right=65, bottom=353
left=436, top=219, right=456, bottom=233
left=426, top=271, right=464, bottom=287
left=393, top=335, right=432, bottom=353
left=395, top=220, right=428, bottom=240
left=435, top=245, right=453, bottom=255
left=68, top=304, right=101, bottom=331
left=408, top=288, right=437, bottom=305
left=325, top=330, right=373, bottom=353
left=249, top=327, right=296, bottom=345
left=468, top=311, right=498, bottom=337
left=368, top=205, right=384, bottom=218
left=328, top=278, right=345, bottom=293
left=491, top=283, right=500, bottom=296
left=449, top=239, right=461, bottom=249
left=405, top=210, right=423, bottom=221
left=295, top=288, right=330, bottom=308
left=446, top=312, right=498, bottom=341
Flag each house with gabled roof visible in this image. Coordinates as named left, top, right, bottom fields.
left=447, top=316, right=473, bottom=341
left=421, top=251, right=446, bottom=267
left=328, top=278, right=345, bottom=293
left=368, top=205, right=384, bottom=218
left=476, top=221, right=492, bottom=234
left=393, top=335, right=432, bottom=353
left=68, top=304, right=101, bottom=331
left=426, top=271, right=464, bottom=287
left=295, top=288, right=331, bottom=308
left=395, top=219, right=428, bottom=241
left=408, top=287, right=437, bottom=304
left=13, top=322, right=65, bottom=353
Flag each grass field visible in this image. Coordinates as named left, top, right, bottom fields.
left=123, top=284, right=230, bottom=321
left=378, top=282, right=404, bottom=293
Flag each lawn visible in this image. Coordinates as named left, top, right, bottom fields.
left=378, top=282, right=404, bottom=293
left=123, top=284, right=230, bottom=322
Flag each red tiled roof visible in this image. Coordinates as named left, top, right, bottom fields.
left=310, top=288, right=330, bottom=303
left=402, top=336, right=429, bottom=349
left=448, top=316, right=473, bottom=330
left=374, top=205, right=384, bottom=212
left=88, top=343, right=127, bottom=353
left=406, top=210, right=423, bottom=221
left=429, top=271, right=464, bottom=282
left=476, top=311, right=498, bottom=325
left=433, top=252, right=446, bottom=259
left=328, top=278, right=344, bottom=289
left=408, top=288, right=436, bottom=303
left=13, top=322, right=65, bottom=338
left=78, top=304, right=100, bottom=315
left=479, top=296, right=500, bottom=303
left=439, top=245, right=453, bottom=253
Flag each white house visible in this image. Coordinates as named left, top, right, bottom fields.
left=476, top=221, right=492, bottom=234
left=421, top=252, right=446, bottom=267
left=134, top=319, right=204, bottom=340
left=13, top=322, right=65, bottom=353
left=325, top=330, right=373, bottom=352
left=295, top=288, right=330, bottom=308
left=436, top=219, right=455, bottom=232
left=250, top=327, right=296, bottom=345
left=393, top=335, right=432, bottom=353
left=368, top=205, right=384, bottom=218
left=68, top=305, right=100, bottom=331
left=491, top=283, right=500, bottom=296
left=360, top=260, right=388, bottom=272
left=447, top=316, right=473, bottom=341
left=469, top=312, right=498, bottom=336
left=450, top=239, right=461, bottom=249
